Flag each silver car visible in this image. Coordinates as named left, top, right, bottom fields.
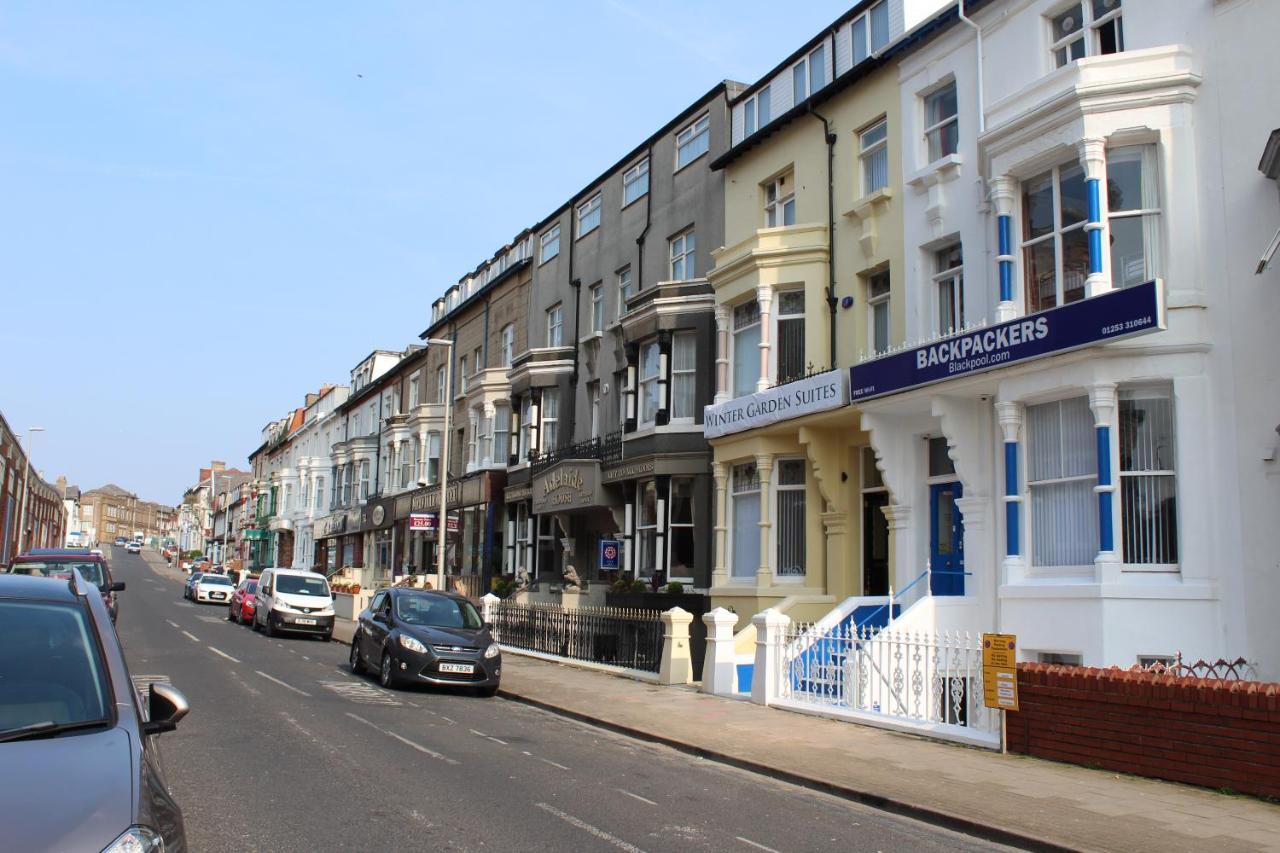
left=0, top=572, right=190, bottom=851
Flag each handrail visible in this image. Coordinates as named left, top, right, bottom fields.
left=854, top=566, right=975, bottom=631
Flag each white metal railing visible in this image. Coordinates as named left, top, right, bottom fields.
left=779, top=622, right=998, bottom=745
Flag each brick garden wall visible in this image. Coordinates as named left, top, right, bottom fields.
left=1007, top=663, right=1280, bottom=800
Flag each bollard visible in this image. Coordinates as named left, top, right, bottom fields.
left=659, top=607, right=694, bottom=685
left=701, top=607, right=739, bottom=695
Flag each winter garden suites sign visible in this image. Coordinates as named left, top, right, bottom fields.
left=704, top=370, right=849, bottom=439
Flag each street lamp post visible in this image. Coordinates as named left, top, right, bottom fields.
left=424, top=337, right=454, bottom=592
left=15, top=427, right=45, bottom=554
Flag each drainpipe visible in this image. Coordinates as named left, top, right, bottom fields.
left=809, top=107, right=839, bottom=369
left=957, top=0, right=985, bottom=134
left=635, top=142, right=655, bottom=298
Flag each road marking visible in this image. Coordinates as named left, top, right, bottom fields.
left=616, top=789, right=657, bottom=806
left=196, top=615, right=225, bottom=624
left=440, top=716, right=457, bottom=725
left=538, top=757, right=571, bottom=771
left=301, top=655, right=310, bottom=661
left=208, top=646, right=241, bottom=664
left=318, top=680, right=402, bottom=706
left=735, top=838, right=782, bottom=853
left=534, top=803, right=645, bottom=853
left=181, top=630, right=201, bottom=643
left=345, top=713, right=458, bottom=765
left=165, top=620, right=180, bottom=629
left=130, top=674, right=171, bottom=694
left=255, top=671, right=311, bottom=696
left=469, top=729, right=509, bottom=746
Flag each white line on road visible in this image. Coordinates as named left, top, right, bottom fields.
left=735, top=837, right=782, bottom=853
left=345, top=713, right=458, bottom=765
left=616, top=789, right=657, bottom=806
left=534, top=803, right=645, bottom=853
left=538, top=757, right=571, bottom=771
left=181, top=630, right=200, bottom=643
left=255, top=671, right=311, bottom=696
left=208, top=646, right=241, bottom=664
left=165, top=620, right=180, bottom=628
left=301, top=655, right=310, bottom=661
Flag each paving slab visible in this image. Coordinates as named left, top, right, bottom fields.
left=496, top=652, right=1280, bottom=853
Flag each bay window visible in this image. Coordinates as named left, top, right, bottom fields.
left=359, top=461, right=370, bottom=500
left=732, top=299, right=762, bottom=397
left=776, top=292, right=805, bottom=383
left=1022, top=161, right=1089, bottom=312
left=775, top=460, right=806, bottom=578
left=669, top=477, right=695, bottom=581
left=427, top=432, right=441, bottom=485
left=1106, top=145, right=1161, bottom=288
left=639, top=341, right=660, bottom=426
left=541, top=390, right=559, bottom=452
left=1027, top=396, right=1097, bottom=568
left=1119, top=388, right=1177, bottom=566
left=493, top=406, right=510, bottom=462
left=519, top=396, right=532, bottom=460
left=670, top=332, right=697, bottom=421
left=637, top=480, right=658, bottom=578
left=730, top=462, right=760, bottom=581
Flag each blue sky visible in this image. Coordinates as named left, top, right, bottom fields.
left=0, top=0, right=850, bottom=504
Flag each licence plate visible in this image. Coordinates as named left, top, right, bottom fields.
left=439, top=662, right=474, bottom=674
left=295, top=618, right=317, bottom=625
left=213, top=593, right=226, bottom=599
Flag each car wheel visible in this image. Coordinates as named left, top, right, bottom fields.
left=476, top=684, right=499, bottom=698
left=380, top=651, right=398, bottom=689
left=320, top=633, right=332, bottom=643
left=350, top=634, right=365, bottom=674
left=227, top=607, right=235, bottom=622
left=265, top=615, right=277, bottom=637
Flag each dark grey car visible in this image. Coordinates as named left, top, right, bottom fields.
left=0, top=572, right=190, bottom=851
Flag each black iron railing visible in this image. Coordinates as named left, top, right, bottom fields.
left=776, top=362, right=830, bottom=388
left=530, top=430, right=623, bottom=474
left=489, top=601, right=663, bottom=673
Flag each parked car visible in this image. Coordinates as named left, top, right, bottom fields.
left=178, top=556, right=195, bottom=572
left=193, top=574, right=234, bottom=605
left=126, top=541, right=142, bottom=554
left=0, top=572, right=189, bottom=851
left=252, top=568, right=334, bottom=640
left=350, top=588, right=500, bottom=695
left=182, top=573, right=205, bottom=601
left=226, top=578, right=258, bottom=624
left=113, top=537, right=127, bottom=547
left=4, top=550, right=124, bottom=623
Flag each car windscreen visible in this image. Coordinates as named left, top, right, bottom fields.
left=244, top=581, right=258, bottom=593
left=200, top=575, right=233, bottom=586
left=0, top=600, right=112, bottom=733
left=275, top=575, right=329, bottom=597
left=8, top=561, right=106, bottom=590
left=395, top=595, right=483, bottom=630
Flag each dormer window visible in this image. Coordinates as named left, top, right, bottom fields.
left=1050, top=0, right=1123, bottom=68
left=743, top=86, right=771, bottom=136
left=791, top=42, right=828, bottom=105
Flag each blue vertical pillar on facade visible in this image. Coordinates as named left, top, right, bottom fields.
left=995, top=401, right=1023, bottom=566
left=1086, top=178, right=1104, bottom=277
left=988, top=177, right=1019, bottom=322
left=1095, top=423, right=1114, bottom=552
left=1078, top=138, right=1110, bottom=298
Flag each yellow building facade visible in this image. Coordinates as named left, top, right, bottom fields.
left=705, top=8, right=908, bottom=627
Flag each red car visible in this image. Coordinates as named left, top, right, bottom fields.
left=227, top=577, right=259, bottom=624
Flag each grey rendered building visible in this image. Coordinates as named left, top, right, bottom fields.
left=505, top=80, right=744, bottom=590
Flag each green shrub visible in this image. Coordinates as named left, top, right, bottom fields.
left=664, top=581, right=684, bottom=595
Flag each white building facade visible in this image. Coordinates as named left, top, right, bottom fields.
left=860, top=0, right=1280, bottom=676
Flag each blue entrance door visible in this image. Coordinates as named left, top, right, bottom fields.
left=929, top=481, right=965, bottom=596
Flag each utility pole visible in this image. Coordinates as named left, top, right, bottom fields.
left=15, top=427, right=44, bottom=555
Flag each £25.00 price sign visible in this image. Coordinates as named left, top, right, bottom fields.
left=982, top=633, right=1019, bottom=711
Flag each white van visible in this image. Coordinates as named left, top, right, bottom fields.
left=253, top=568, right=335, bottom=640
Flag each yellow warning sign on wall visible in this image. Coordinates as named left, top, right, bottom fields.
left=982, top=633, right=1019, bottom=711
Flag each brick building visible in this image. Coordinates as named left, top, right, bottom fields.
left=0, top=410, right=65, bottom=564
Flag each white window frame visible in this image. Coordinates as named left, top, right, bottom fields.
left=1118, top=386, right=1178, bottom=570
left=408, top=370, right=421, bottom=408
left=576, top=193, right=601, bottom=238
left=617, top=266, right=634, bottom=318
left=500, top=324, right=515, bottom=368
left=1049, top=0, right=1124, bottom=69
left=922, top=80, right=958, bottom=163
left=932, top=243, right=964, bottom=336
left=729, top=461, right=761, bottom=581
left=638, top=340, right=660, bottom=428
left=590, top=282, right=604, bottom=333
left=622, top=158, right=649, bottom=206
left=636, top=479, right=659, bottom=578
left=493, top=405, right=510, bottom=463
left=850, top=0, right=890, bottom=65
left=435, top=366, right=446, bottom=404
left=743, top=85, right=771, bottom=136
left=667, top=476, right=695, bottom=583
left=1026, top=396, right=1098, bottom=571
left=1021, top=160, right=1089, bottom=312
left=670, top=229, right=695, bottom=281
left=764, top=173, right=796, bottom=228
left=547, top=303, right=564, bottom=347
left=773, top=458, right=807, bottom=580
left=359, top=460, right=370, bottom=501
left=588, top=381, right=601, bottom=440
left=867, top=270, right=891, bottom=355
left=519, top=396, right=532, bottom=460
left=541, top=390, right=559, bottom=453
left=539, top=224, right=561, bottom=264
left=1106, top=144, right=1161, bottom=289
left=675, top=114, right=711, bottom=171
left=774, top=290, right=806, bottom=383
left=860, top=119, right=889, bottom=196
left=791, top=41, right=828, bottom=106
left=669, top=331, right=697, bottom=423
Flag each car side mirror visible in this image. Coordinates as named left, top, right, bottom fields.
left=142, top=682, right=190, bottom=736
left=111, top=581, right=126, bottom=592
left=331, top=591, right=337, bottom=600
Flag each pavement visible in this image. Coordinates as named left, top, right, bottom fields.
left=119, top=548, right=1018, bottom=852
left=329, top=612, right=1280, bottom=853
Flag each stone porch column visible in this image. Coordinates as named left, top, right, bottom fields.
left=882, top=503, right=913, bottom=593
left=821, top=511, right=850, bottom=600
left=711, top=461, right=729, bottom=587
left=713, top=305, right=730, bottom=404
left=755, top=285, right=773, bottom=393
left=754, top=453, right=774, bottom=588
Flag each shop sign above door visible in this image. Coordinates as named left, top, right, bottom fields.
left=850, top=280, right=1165, bottom=402
left=532, top=462, right=604, bottom=514
left=703, top=369, right=849, bottom=439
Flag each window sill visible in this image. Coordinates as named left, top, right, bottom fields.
left=621, top=194, right=648, bottom=212
left=579, top=331, right=604, bottom=345
left=906, top=153, right=963, bottom=191
left=842, top=188, right=893, bottom=257
left=574, top=228, right=599, bottom=242
left=674, top=149, right=708, bottom=175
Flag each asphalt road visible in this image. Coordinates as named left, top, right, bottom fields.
left=112, top=549, right=1019, bottom=853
